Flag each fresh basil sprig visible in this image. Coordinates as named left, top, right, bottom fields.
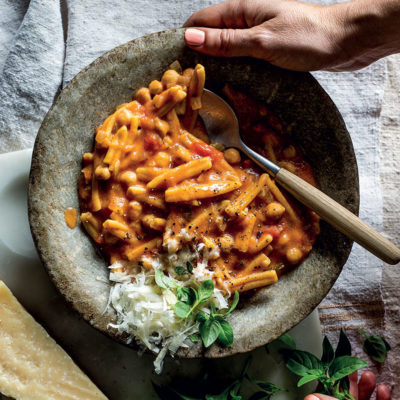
left=281, top=334, right=367, bottom=400
left=196, top=290, right=239, bottom=348
left=174, top=279, right=214, bottom=319
left=359, top=328, right=391, bottom=363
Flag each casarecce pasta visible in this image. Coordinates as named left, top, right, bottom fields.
left=78, top=62, right=320, bottom=293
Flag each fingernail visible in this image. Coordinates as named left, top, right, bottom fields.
left=185, top=28, right=205, bottom=46
left=304, top=396, right=320, bottom=400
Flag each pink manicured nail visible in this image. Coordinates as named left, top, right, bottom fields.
left=185, top=28, right=205, bottom=46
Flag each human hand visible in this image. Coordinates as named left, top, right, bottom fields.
left=183, top=0, right=400, bottom=72
left=304, top=370, right=391, bottom=400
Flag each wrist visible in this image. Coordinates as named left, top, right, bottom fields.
left=328, top=0, right=400, bottom=67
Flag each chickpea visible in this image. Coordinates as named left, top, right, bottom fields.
left=82, top=152, right=94, bottom=164
left=148, top=80, right=163, bottom=95
left=135, top=87, right=151, bottom=104
left=119, top=171, right=137, bottom=186
left=153, top=151, right=171, bottom=168
left=223, top=148, right=241, bottom=164
left=94, top=166, right=111, bottom=180
left=116, top=108, right=133, bottom=126
left=282, top=145, right=296, bottom=159
left=128, top=201, right=143, bottom=220
left=266, top=202, right=286, bottom=220
left=161, top=69, right=180, bottom=88
left=278, top=232, right=290, bottom=246
left=286, top=247, right=303, bottom=264
left=217, top=234, right=234, bottom=252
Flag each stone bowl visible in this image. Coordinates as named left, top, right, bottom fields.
left=28, top=28, right=359, bottom=359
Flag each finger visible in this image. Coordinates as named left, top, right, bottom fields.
left=376, top=384, right=391, bottom=400
left=183, top=0, right=244, bottom=28
left=349, top=371, right=359, bottom=399
left=183, top=0, right=279, bottom=28
left=358, top=371, right=376, bottom=400
left=184, top=27, right=259, bottom=58
left=304, top=394, right=338, bottom=400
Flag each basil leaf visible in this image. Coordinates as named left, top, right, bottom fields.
left=177, top=287, right=196, bottom=305
left=175, top=266, right=188, bottom=275
left=205, top=380, right=241, bottom=400
left=321, top=336, right=335, bottom=367
left=297, top=375, right=320, bottom=387
left=155, top=269, right=178, bottom=289
left=283, top=349, right=324, bottom=377
left=174, top=301, right=191, bottom=318
left=224, top=291, right=239, bottom=316
left=189, top=334, right=199, bottom=343
left=200, top=318, right=220, bottom=347
left=229, top=381, right=242, bottom=400
left=249, top=380, right=287, bottom=397
left=328, top=356, right=368, bottom=381
left=217, top=319, right=234, bottom=347
left=359, top=329, right=391, bottom=363
left=336, top=329, right=352, bottom=357
left=186, top=261, right=194, bottom=273
left=198, top=280, right=214, bottom=303
left=196, top=312, right=208, bottom=323
left=277, top=333, right=296, bottom=350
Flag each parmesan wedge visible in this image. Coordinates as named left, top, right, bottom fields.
left=0, top=281, right=107, bottom=400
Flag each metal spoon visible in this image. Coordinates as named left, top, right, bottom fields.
left=199, top=89, right=400, bottom=265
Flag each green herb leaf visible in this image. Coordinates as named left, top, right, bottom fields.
left=328, top=356, right=368, bottom=381
left=175, top=266, right=188, bottom=275
left=196, top=312, right=208, bottom=323
left=186, top=261, right=194, bottom=273
left=249, top=379, right=287, bottom=397
left=283, top=349, right=324, bottom=377
left=189, top=334, right=199, bottom=343
left=321, top=336, right=335, bottom=367
left=297, top=375, right=319, bottom=387
left=277, top=333, right=296, bottom=350
left=199, top=318, right=221, bottom=347
left=174, top=301, right=191, bottom=318
left=335, top=329, right=352, bottom=357
left=155, top=269, right=178, bottom=289
left=198, top=280, right=214, bottom=303
left=359, top=329, right=391, bottom=363
left=217, top=319, right=234, bottom=346
left=224, top=291, right=239, bottom=316
left=177, top=287, right=196, bottom=305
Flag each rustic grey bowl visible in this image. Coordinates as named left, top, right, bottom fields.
left=28, top=28, right=359, bottom=359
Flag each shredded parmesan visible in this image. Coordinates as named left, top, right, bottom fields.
left=107, top=246, right=230, bottom=374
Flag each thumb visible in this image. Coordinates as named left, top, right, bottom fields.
left=184, top=27, right=259, bottom=57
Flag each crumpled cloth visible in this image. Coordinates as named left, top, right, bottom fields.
left=0, top=0, right=396, bottom=393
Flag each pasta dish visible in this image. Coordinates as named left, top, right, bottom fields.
left=78, top=62, right=319, bottom=372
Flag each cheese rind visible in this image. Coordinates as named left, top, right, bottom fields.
left=0, top=281, right=108, bottom=400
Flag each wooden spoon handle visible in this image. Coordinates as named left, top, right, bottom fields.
left=275, top=168, right=400, bottom=265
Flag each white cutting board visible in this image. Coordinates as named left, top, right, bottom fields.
left=0, top=149, right=322, bottom=400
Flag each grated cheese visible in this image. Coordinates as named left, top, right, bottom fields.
left=107, top=246, right=230, bottom=374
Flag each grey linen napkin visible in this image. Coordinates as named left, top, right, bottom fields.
left=0, top=0, right=394, bottom=394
